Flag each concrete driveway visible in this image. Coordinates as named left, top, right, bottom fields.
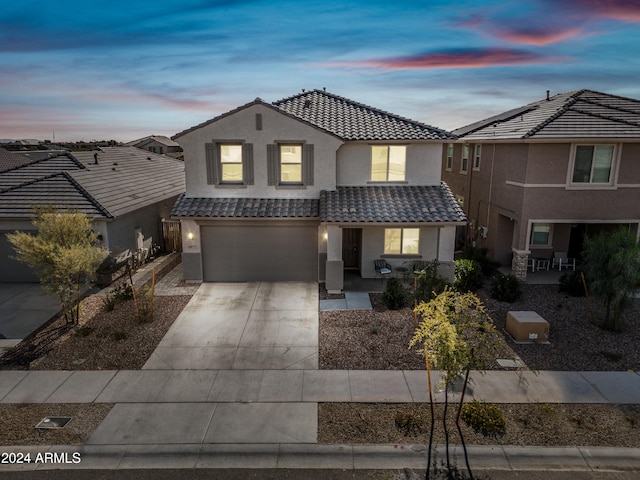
left=143, top=282, right=318, bottom=370
left=0, top=283, right=60, bottom=343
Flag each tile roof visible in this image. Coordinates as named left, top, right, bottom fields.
left=0, top=148, right=33, bottom=172
left=0, top=174, right=107, bottom=219
left=455, top=90, right=640, bottom=140
left=273, top=89, right=454, bottom=141
left=0, top=147, right=185, bottom=220
left=173, top=90, right=454, bottom=141
left=70, top=147, right=185, bottom=217
left=171, top=195, right=319, bottom=218
left=320, top=184, right=466, bottom=223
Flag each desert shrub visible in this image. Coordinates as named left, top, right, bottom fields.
left=559, top=268, right=587, bottom=297
left=75, top=326, right=94, bottom=337
left=394, top=411, right=427, bottom=436
left=112, top=330, right=127, bottom=341
left=460, top=400, right=506, bottom=438
left=134, top=284, right=155, bottom=322
left=461, top=245, right=500, bottom=277
left=382, top=277, right=409, bottom=310
left=490, top=273, right=522, bottom=302
left=414, top=259, right=450, bottom=303
left=454, top=259, right=484, bottom=292
left=103, top=282, right=134, bottom=311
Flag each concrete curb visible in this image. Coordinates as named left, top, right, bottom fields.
left=0, top=444, right=638, bottom=472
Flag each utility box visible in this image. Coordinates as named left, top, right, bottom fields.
left=506, top=311, right=549, bottom=343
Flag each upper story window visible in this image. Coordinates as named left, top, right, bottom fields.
left=205, top=141, right=254, bottom=186
left=267, top=142, right=314, bottom=187
left=220, top=144, right=243, bottom=183
left=371, top=145, right=406, bottom=181
left=473, top=144, right=481, bottom=171
left=571, top=144, right=615, bottom=184
left=384, top=228, right=419, bottom=255
left=280, top=144, right=302, bottom=183
left=460, top=145, right=469, bottom=174
left=446, top=144, right=453, bottom=171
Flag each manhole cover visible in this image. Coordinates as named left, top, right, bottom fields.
left=35, top=417, right=72, bottom=429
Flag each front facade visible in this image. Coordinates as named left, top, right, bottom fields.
left=442, top=90, right=640, bottom=280
left=172, top=90, right=466, bottom=291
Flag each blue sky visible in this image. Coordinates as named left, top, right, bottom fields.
left=2, top=0, right=640, bottom=142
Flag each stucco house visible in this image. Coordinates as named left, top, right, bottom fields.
left=0, top=147, right=185, bottom=282
left=172, top=89, right=466, bottom=292
left=126, top=135, right=183, bottom=158
left=442, top=89, right=640, bottom=280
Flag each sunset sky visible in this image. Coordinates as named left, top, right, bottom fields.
left=2, top=0, right=640, bottom=142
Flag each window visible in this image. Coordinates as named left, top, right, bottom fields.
left=572, top=145, right=614, bottom=183
left=267, top=142, right=314, bottom=186
left=205, top=141, right=254, bottom=186
left=530, top=223, right=552, bottom=246
left=220, top=144, right=243, bottom=183
left=473, top=144, right=481, bottom=170
left=371, top=145, right=406, bottom=181
left=384, top=228, right=419, bottom=254
left=280, top=144, right=302, bottom=183
left=446, top=144, right=453, bottom=170
left=460, top=145, right=469, bottom=173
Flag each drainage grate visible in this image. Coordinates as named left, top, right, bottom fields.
left=35, top=417, right=72, bottom=429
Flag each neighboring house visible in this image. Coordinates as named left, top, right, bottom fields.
left=126, top=135, right=183, bottom=158
left=172, top=89, right=465, bottom=292
left=0, top=147, right=33, bottom=172
left=442, top=89, right=640, bottom=280
left=0, top=147, right=185, bottom=282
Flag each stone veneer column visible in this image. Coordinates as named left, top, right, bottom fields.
left=511, top=248, right=530, bottom=282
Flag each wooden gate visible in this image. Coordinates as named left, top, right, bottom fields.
left=162, top=220, right=182, bottom=252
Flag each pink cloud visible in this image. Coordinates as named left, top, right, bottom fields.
left=324, top=48, right=568, bottom=70
left=491, top=26, right=584, bottom=46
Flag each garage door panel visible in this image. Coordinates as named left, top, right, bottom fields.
left=201, top=225, right=318, bottom=282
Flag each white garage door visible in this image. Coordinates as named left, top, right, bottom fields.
left=201, top=224, right=318, bottom=282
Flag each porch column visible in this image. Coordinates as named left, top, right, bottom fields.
left=437, top=226, right=456, bottom=282
left=325, top=225, right=344, bottom=294
left=511, top=248, right=530, bottom=282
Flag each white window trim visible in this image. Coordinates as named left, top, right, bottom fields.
left=219, top=143, right=244, bottom=184
left=279, top=143, right=303, bottom=184
left=529, top=222, right=554, bottom=248
left=473, top=144, right=481, bottom=171
left=460, top=145, right=469, bottom=174
left=446, top=144, right=453, bottom=171
left=566, top=143, right=619, bottom=189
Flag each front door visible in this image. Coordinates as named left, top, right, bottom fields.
left=342, top=228, right=361, bottom=270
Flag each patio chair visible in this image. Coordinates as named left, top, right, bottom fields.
left=552, top=251, right=576, bottom=271
left=374, top=259, right=392, bottom=280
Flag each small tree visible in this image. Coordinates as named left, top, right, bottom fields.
left=582, top=229, right=640, bottom=331
left=410, top=288, right=503, bottom=479
left=7, top=208, right=107, bottom=324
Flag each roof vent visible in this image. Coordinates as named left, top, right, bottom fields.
left=546, top=90, right=550, bottom=101
left=93, top=153, right=98, bottom=165
left=303, top=100, right=311, bottom=108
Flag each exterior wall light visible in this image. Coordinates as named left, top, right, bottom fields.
left=187, top=231, right=194, bottom=241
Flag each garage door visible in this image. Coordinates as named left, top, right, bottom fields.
left=0, top=232, right=39, bottom=283
left=201, top=224, right=318, bottom=282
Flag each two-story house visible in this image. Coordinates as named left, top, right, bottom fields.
left=171, top=89, right=466, bottom=292
left=442, top=89, right=640, bottom=280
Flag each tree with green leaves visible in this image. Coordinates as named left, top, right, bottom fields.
left=7, top=208, right=107, bottom=324
left=410, top=288, right=504, bottom=479
left=582, top=228, right=640, bottom=332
